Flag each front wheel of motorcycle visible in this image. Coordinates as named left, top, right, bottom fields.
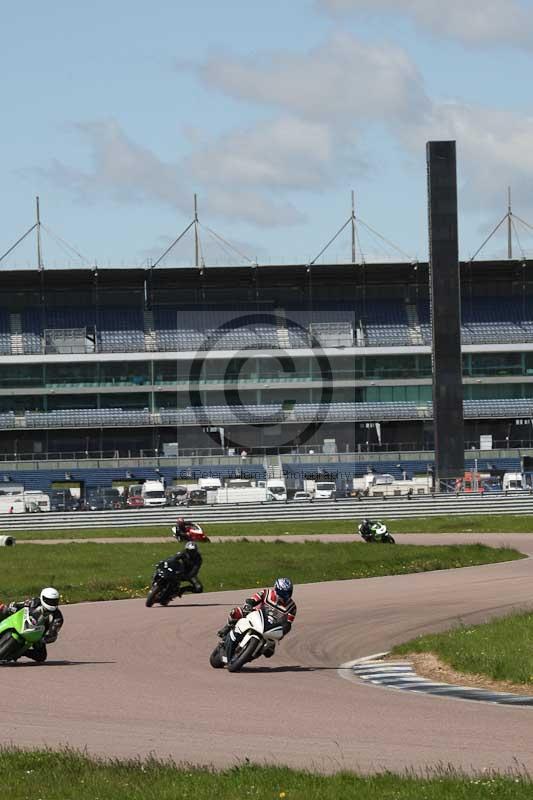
left=227, top=638, right=258, bottom=673
left=385, top=535, right=396, bottom=544
left=145, top=584, right=161, bottom=607
left=0, top=630, right=17, bottom=661
left=209, top=643, right=225, bottom=669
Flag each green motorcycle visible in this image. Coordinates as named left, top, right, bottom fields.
left=0, top=607, right=46, bottom=663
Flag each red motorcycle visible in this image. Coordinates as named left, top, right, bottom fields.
left=171, top=521, right=210, bottom=543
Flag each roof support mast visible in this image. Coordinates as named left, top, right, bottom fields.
left=194, top=193, right=199, bottom=269
left=508, top=186, right=513, bottom=260
left=351, top=190, right=356, bottom=264
left=36, top=196, right=43, bottom=271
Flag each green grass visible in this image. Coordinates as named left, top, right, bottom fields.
left=393, top=610, right=533, bottom=686
left=1, top=749, right=532, bottom=799
left=14, top=519, right=356, bottom=539
left=0, top=540, right=523, bottom=604
left=13, top=514, right=533, bottom=540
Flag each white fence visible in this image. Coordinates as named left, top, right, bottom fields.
left=3, top=493, right=533, bottom=532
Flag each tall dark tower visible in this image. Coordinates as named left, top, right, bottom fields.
left=426, top=140, right=464, bottom=484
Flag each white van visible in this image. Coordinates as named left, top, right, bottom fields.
left=141, top=480, right=167, bottom=507
left=0, top=495, right=25, bottom=514
left=24, top=491, right=51, bottom=512
left=502, top=472, right=526, bottom=492
left=314, top=481, right=337, bottom=500
left=266, top=478, right=287, bottom=502
left=198, top=477, right=223, bottom=492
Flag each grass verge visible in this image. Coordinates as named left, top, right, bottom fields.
left=392, top=609, right=533, bottom=686
left=2, top=748, right=532, bottom=799
left=0, top=541, right=523, bottom=604
left=11, top=513, right=533, bottom=540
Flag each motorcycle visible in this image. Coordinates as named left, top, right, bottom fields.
left=171, top=522, right=210, bottom=543
left=145, top=563, right=198, bottom=607
left=209, top=607, right=286, bottom=672
left=0, top=607, right=46, bottom=663
left=358, top=521, right=395, bottom=544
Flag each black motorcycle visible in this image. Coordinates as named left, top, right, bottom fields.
left=145, top=564, right=184, bottom=607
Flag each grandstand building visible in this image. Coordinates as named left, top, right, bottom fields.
left=2, top=257, right=533, bottom=465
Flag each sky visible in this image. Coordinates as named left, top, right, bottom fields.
left=2, top=0, right=533, bottom=268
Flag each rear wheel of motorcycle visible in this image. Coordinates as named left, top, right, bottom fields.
left=145, top=585, right=160, bottom=607
left=209, top=643, right=225, bottom=669
left=0, top=631, right=16, bottom=660
left=227, top=638, right=258, bottom=673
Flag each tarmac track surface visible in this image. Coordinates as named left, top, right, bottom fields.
left=4, top=533, right=533, bottom=775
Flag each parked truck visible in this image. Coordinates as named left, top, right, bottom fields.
left=262, top=478, right=287, bottom=502
left=502, top=472, right=526, bottom=492
left=352, top=474, right=431, bottom=497
left=141, top=480, right=167, bottom=507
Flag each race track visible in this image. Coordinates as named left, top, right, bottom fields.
left=4, top=533, right=533, bottom=774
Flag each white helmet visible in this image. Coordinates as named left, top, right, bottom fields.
left=40, top=587, right=60, bottom=612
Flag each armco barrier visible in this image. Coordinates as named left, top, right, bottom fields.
left=2, top=493, right=533, bottom=532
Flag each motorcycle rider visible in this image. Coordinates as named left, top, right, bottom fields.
left=158, top=541, right=203, bottom=596
left=218, top=577, right=296, bottom=660
left=0, top=587, right=63, bottom=663
left=175, top=516, right=188, bottom=537
left=359, top=518, right=378, bottom=541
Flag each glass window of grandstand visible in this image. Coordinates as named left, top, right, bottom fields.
left=364, top=355, right=431, bottom=380
left=47, top=394, right=97, bottom=410
left=159, top=392, right=189, bottom=409
left=99, top=362, right=150, bottom=387
left=0, top=364, right=43, bottom=389
left=45, top=363, right=98, bottom=388
left=524, top=354, right=533, bottom=376
left=465, top=383, right=533, bottom=400
left=213, top=358, right=257, bottom=384
left=99, top=393, right=149, bottom=409
left=363, top=385, right=432, bottom=403
left=0, top=395, right=44, bottom=412
left=257, top=356, right=308, bottom=383
left=154, top=361, right=184, bottom=385
left=467, top=353, right=522, bottom=377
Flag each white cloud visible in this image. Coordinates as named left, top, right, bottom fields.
left=37, top=119, right=308, bottom=228
left=187, top=115, right=360, bottom=190
left=399, top=102, right=533, bottom=211
left=42, top=120, right=185, bottom=208
left=318, top=0, right=533, bottom=49
left=197, top=33, right=429, bottom=122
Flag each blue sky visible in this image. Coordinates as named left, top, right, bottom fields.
left=3, top=0, right=533, bottom=268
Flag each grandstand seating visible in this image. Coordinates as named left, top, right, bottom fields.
left=0, top=311, right=11, bottom=355
left=154, top=306, right=279, bottom=351
left=21, top=309, right=43, bottom=354
left=25, top=408, right=151, bottom=428
left=2, top=398, right=531, bottom=432
left=12, top=295, right=533, bottom=353
left=363, top=300, right=411, bottom=346
left=98, top=309, right=145, bottom=352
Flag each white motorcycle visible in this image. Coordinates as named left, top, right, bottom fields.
left=210, top=607, right=286, bottom=672
left=358, top=521, right=395, bottom=544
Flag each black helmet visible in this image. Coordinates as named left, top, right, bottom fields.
left=274, top=577, right=293, bottom=602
